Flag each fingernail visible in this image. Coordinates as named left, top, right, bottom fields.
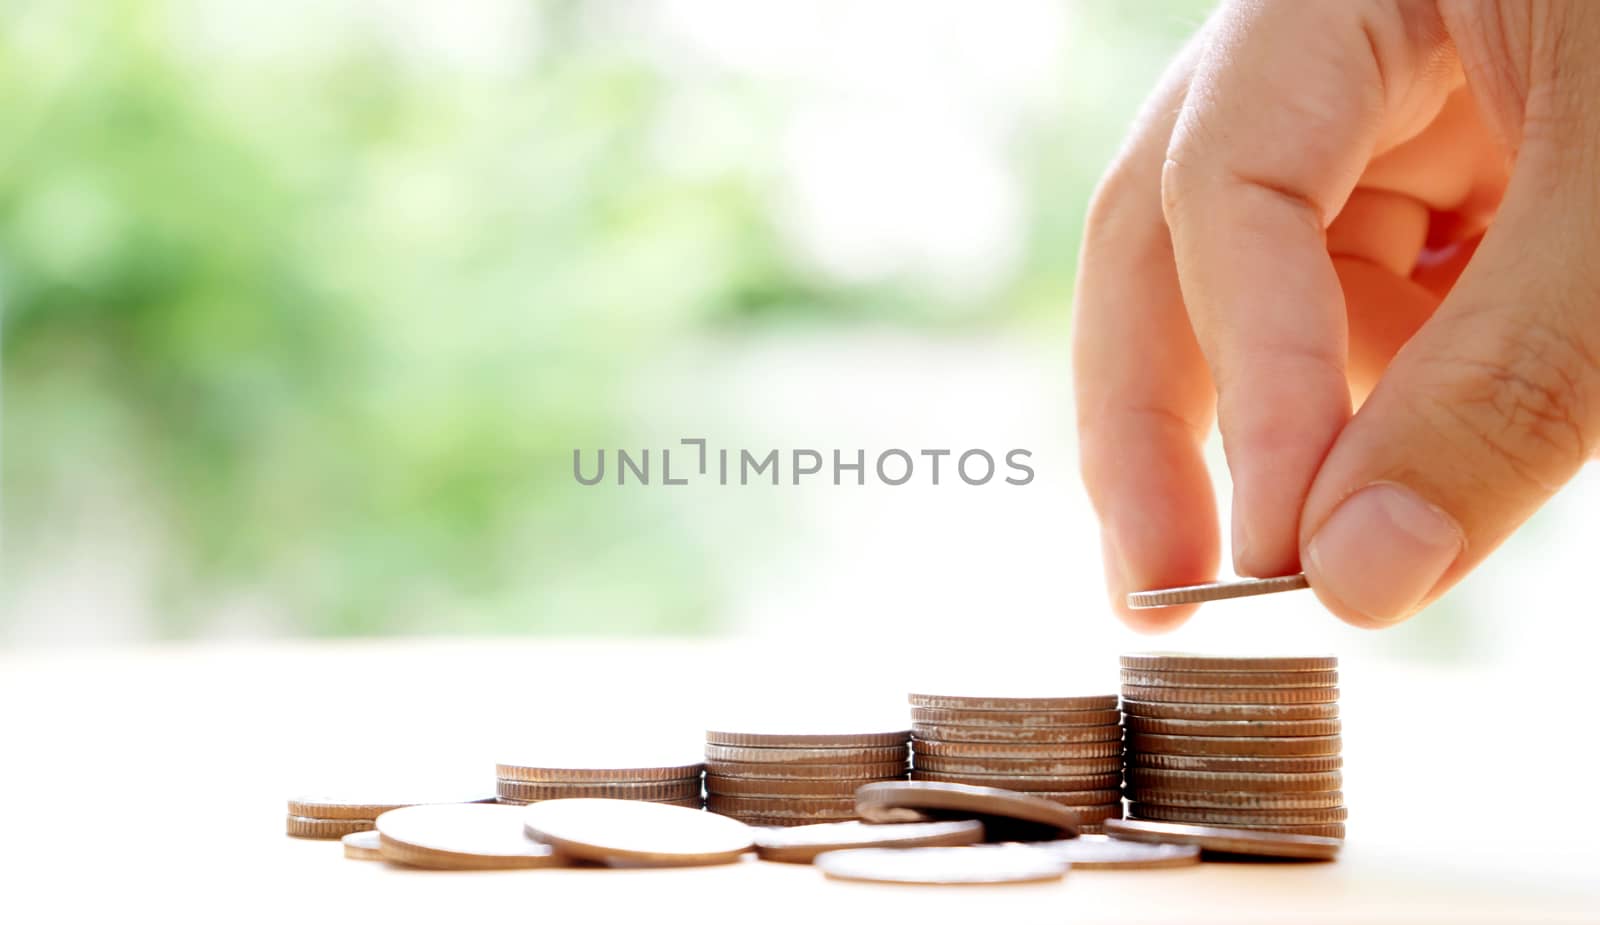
left=1308, top=482, right=1464, bottom=622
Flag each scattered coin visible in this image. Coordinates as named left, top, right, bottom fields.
left=1028, top=834, right=1201, bottom=870
left=1125, top=733, right=1343, bottom=758
left=1121, top=685, right=1339, bottom=705
left=704, top=744, right=907, bottom=765
left=495, top=778, right=702, bottom=804
left=1119, top=669, right=1338, bottom=688
left=910, top=770, right=1123, bottom=792
left=1120, top=699, right=1339, bottom=721
left=1125, top=788, right=1345, bottom=810
left=1124, top=768, right=1343, bottom=793
left=341, top=830, right=384, bottom=861
left=856, top=781, right=1083, bottom=837
left=376, top=804, right=564, bottom=870
left=1105, top=818, right=1341, bottom=860
left=912, top=707, right=1123, bottom=728
left=703, top=760, right=906, bottom=780
left=522, top=798, right=753, bottom=867
left=705, top=730, right=910, bottom=748
left=495, top=761, right=704, bottom=784
left=911, top=723, right=1123, bottom=745
left=1125, top=574, right=1310, bottom=610
left=287, top=790, right=498, bottom=821
left=913, top=740, right=1122, bottom=760
left=814, top=845, right=1069, bottom=885
left=752, top=820, right=983, bottom=863
left=1120, top=652, right=1337, bottom=672
left=1123, top=716, right=1341, bottom=737
left=286, top=815, right=375, bottom=840
left=705, top=775, right=863, bottom=797
left=1128, top=753, right=1343, bottom=773
left=908, top=694, right=1118, bottom=712
left=912, top=755, right=1122, bottom=776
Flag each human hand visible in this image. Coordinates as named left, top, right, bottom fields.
left=1073, top=0, right=1600, bottom=630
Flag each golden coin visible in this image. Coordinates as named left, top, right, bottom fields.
left=286, top=815, right=375, bottom=840
left=1060, top=802, right=1124, bottom=824
left=1120, top=653, right=1337, bottom=672
left=912, top=707, right=1122, bottom=727
left=815, top=845, right=1068, bottom=885
left=705, top=730, right=910, bottom=748
left=1125, top=733, right=1342, bottom=758
left=287, top=790, right=497, bottom=821
left=1120, top=669, right=1338, bottom=688
left=913, top=740, right=1121, bottom=760
left=1017, top=788, right=1122, bottom=806
left=1124, top=768, right=1343, bottom=792
left=908, top=693, right=1118, bottom=712
left=495, top=778, right=701, bottom=803
left=1127, top=803, right=1347, bottom=826
left=706, top=795, right=857, bottom=816
left=753, top=820, right=984, bottom=864
left=856, top=781, right=1083, bottom=836
left=1123, top=716, right=1341, bottom=737
left=1129, top=753, right=1343, bottom=773
left=703, top=744, right=907, bottom=764
left=376, top=804, right=564, bottom=870
left=1120, top=699, right=1338, bottom=721
left=522, top=798, right=753, bottom=866
left=912, top=723, right=1122, bottom=745
left=1121, top=685, right=1339, bottom=705
left=1029, top=834, right=1200, bottom=870
left=341, top=830, right=384, bottom=861
left=704, top=759, right=905, bottom=780
left=495, top=760, right=703, bottom=783
left=1104, top=818, right=1341, bottom=860
left=912, top=755, right=1121, bottom=776
left=704, top=775, right=861, bottom=797
left=910, top=770, right=1122, bottom=791
left=1125, top=788, right=1344, bottom=810
left=715, top=812, right=858, bottom=827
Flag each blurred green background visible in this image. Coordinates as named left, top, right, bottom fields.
left=2, top=0, right=1220, bottom=641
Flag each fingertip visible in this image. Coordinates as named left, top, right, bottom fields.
left=1101, top=526, right=1212, bottom=634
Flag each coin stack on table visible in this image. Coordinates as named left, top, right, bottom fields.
left=703, top=730, right=910, bottom=826
left=1119, top=653, right=1346, bottom=839
left=493, top=760, right=706, bottom=809
left=285, top=789, right=498, bottom=840
left=907, top=694, right=1124, bottom=833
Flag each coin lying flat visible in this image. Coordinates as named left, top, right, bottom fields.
left=910, top=770, right=1123, bottom=792
left=1120, top=699, right=1339, bottom=721
left=753, top=820, right=985, bottom=863
left=1120, top=653, right=1338, bottom=672
left=1029, top=834, right=1201, bottom=870
left=912, top=723, right=1122, bottom=745
left=522, top=798, right=753, bottom=867
left=908, top=694, right=1118, bottom=712
left=1125, top=788, right=1345, bottom=810
left=286, top=815, right=376, bottom=839
left=287, top=790, right=498, bottom=821
left=856, top=781, right=1082, bottom=837
left=815, top=845, right=1069, bottom=885
left=1128, top=754, right=1343, bottom=773
left=1123, top=716, right=1342, bottom=737
left=1125, top=733, right=1343, bottom=758
left=913, top=740, right=1122, bottom=760
left=704, top=760, right=906, bottom=780
left=912, top=755, right=1122, bottom=776
left=705, top=775, right=864, bottom=797
left=1121, top=685, right=1339, bottom=705
left=705, top=730, right=910, bottom=748
left=912, top=707, right=1123, bottom=728
left=376, top=804, right=564, bottom=870
left=1127, top=803, right=1348, bottom=826
left=704, top=744, right=907, bottom=765
left=1105, top=817, right=1341, bottom=860
left=495, top=778, right=702, bottom=803
left=495, top=761, right=704, bottom=784
left=1126, top=574, right=1310, bottom=610
left=1120, top=669, right=1338, bottom=688
left=341, top=830, right=384, bottom=861
left=1125, top=768, right=1343, bottom=792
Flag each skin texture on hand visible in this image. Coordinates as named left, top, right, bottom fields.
left=1074, top=0, right=1600, bottom=631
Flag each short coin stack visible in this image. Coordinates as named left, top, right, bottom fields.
left=494, top=760, right=705, bottom=809
left=285, top=788, right=497, bottom=840
left=907, top=693, right=1123, bottom=833
left=703, top=730, right=910, bottom=826
left=1120, top=653, right=1346, bottom=839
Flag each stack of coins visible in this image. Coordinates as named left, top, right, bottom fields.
left=907, top=693, right=1124, bottom=833
left=494, top=760, right=705, bottom=809
left=1119, top=653, right=1346, bottom=839
left=703, top=730, right=910, bottom=826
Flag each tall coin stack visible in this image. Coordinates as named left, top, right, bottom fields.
left=1119, top=653, right=1346, bottom=838
left=703, top=730, right=910, bottom=826
left=493, top=760, right=705, bottom=809
left=907, top=694, right=1124, bottom=833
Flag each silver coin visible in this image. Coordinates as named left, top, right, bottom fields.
left=1126, top=574, right=1310, bottom=610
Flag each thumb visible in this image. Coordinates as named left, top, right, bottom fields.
left=1297, top=58, right=1600, bottom=626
